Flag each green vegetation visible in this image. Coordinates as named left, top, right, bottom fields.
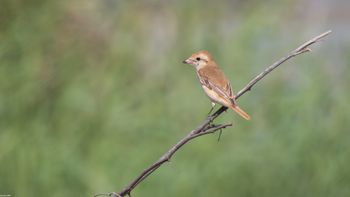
left=1, top=1, right=350, bottom=196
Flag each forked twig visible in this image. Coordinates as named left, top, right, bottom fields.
left=95, top=30, right=331, bottom=197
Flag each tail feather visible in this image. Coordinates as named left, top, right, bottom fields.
left=230, top=105, right=250, bottom=120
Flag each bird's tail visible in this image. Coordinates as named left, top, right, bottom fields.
left=229, top=105, right=250, bottom=120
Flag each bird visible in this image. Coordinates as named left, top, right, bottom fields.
left=183, top=50, right=250, bottom=120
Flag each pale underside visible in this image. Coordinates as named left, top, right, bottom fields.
left=202, top=85, right=232, bottom=107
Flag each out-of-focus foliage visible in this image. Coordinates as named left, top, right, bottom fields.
left=1, top=0, right=350, bottom=196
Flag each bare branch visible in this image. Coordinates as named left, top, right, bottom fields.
left=96, top=30, right=331, bottom=197
left=236, top=30, right=331, bottom=99
left=116, top=123, right=233, bottom=196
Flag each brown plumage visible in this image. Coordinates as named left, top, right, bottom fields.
left=183, top=50, right=250, bottom=120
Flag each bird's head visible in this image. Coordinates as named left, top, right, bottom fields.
left=183, top=50, right=213, bottom=69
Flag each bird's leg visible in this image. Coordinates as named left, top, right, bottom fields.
left=206, top=102, right=217, bottom=128
left=207, top=102, right=216, bottom=116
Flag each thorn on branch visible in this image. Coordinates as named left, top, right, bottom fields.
left=217, top=129, right=223, bottom=142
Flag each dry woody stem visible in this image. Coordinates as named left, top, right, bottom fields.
left=95, top=30, right=331, bottom=197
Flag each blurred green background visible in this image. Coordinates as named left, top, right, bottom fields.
left=1, top=0, right=350, bottom=196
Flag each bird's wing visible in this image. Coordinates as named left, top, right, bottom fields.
left=226, top=81, right=234, bottom=99
left=198, top=68, right=234, bottom=102
left=208, top=80, right=233, bottom=101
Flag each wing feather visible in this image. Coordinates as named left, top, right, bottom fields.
left=197, top=67, right=234, bottom=103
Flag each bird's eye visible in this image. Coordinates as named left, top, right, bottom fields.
left=196, top=57, right=201, bottom=61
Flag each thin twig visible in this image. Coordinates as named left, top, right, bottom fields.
left=116, top=123, right=232, bottom=196
left=96, top=30, right=331, bottom=197
left=235, top=30, right=331, bottom=99
left=94, top=192, right=121, bottom=197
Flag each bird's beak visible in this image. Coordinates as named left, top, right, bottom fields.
left=183, top=58, right=192, bottom=64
